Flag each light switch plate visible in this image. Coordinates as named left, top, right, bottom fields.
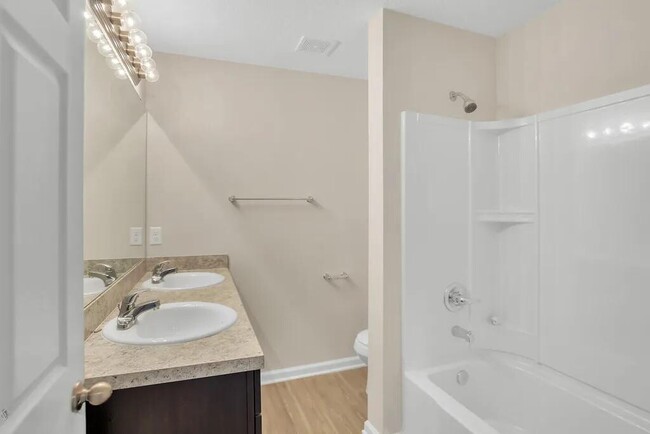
left=149, top=227, right=162, bottom=245
left=129, top=227, right=143, bottom=246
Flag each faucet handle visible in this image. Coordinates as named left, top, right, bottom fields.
left=456, top=296, right=474, bottom=306
left=152, top=260, right=173, bottom=273
left=118, top=289, right=149, bottom=315
left=444, top=283, right=477, bottom=312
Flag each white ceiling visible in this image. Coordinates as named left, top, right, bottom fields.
left=136, top=0, right=560, bottom=79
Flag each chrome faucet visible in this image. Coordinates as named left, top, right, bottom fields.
left=151, top=260, right=177, bottom=284
left=88, top=263, right=117, bottom=286
left=451, top=325, right=473, bottom=343
left=116, top=291, right=160, bottom=330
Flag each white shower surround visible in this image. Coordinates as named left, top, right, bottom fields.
left=402, top=84, right=650, bottom=433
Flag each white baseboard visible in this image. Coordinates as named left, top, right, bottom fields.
left=361, top=421, right=401, bottom=434
left=261, top=356, right=365, bottom=385
left=362, top=421, right=380, bottom=434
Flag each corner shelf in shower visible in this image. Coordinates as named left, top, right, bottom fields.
left=475, top=210, right=536, bottom=224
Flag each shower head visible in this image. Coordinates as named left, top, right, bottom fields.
left=450, top=91, right=478, bottom=114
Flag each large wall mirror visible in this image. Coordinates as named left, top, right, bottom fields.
left=83, top=39, right=147, bottom=306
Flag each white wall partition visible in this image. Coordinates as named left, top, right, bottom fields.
left=402, top=86, right=650, bottom=433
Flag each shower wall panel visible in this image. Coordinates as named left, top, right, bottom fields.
left=539, top=95, right=650, bottom=412
left=402, top=113, right=471, bottom=371
left=471, top=123, right=539, bottom=360
left=403, top=86, right=650, bottom=413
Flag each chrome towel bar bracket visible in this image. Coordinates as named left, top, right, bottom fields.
left=229, top=196, right=315, bottom=204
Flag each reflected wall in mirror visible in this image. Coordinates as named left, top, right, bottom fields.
left=84, top=39, right=147, bottom=306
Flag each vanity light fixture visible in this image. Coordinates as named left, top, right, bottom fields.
left=84, top=0, right=159, bottom=87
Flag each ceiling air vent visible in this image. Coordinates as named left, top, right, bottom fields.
left=295, top=36, right=341, bottom=56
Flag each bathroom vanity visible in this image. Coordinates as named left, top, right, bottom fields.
left=84, top=265, right=264, bottom=433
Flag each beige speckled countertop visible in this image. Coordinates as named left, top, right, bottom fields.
left=84, top=268, right=264, bottom=390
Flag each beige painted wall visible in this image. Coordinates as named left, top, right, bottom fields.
left=497, top=0, right=650, bottom=119
left=367, top=10, right=496, bottom=433
left=146, top=53, right=368, bottom=371
left=84, top=40, right=147, bottom=261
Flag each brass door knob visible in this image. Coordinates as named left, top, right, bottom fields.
left=71, top=381, right=113, bottom=412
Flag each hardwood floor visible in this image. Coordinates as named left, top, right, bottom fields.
left=261, top=368, right=367, bottom=434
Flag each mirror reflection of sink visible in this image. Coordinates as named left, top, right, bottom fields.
left=102, top=302, right=237, bottom=345
left=141, top=272, right=225, bottom=291
left=84, top=277, right=106, bottom=296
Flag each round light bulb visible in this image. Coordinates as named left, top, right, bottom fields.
left=134, top=43, right=152, bottom=60
left=97, top=41, right=114, bottom=57
left=86, top=22, right=105, bottom=43
left=120, top=11, right=141, bottom=30
left=145, top=69, right=159, bottom=83
left=114, top=68, right=128, bottom=80
left=128, top=29, right=148, bottom=45
left=112, top=0, right=129, bottom=12
left=139, top=58, right=156, bottom=72
left=105, top=55, right=123, bottom=70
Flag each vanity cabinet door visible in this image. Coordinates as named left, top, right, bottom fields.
left=86, top=370, right=261, bottom=434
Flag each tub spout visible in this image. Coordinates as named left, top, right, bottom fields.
left=451, top=325, right=473, bottom=343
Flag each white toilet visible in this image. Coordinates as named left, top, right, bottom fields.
left=354, top=329, right=368, bottom=365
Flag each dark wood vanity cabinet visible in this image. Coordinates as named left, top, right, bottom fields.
left=87, top=370, right=261, bottom=434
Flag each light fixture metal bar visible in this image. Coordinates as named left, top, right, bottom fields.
left=87, top=0, right=141, bottom=89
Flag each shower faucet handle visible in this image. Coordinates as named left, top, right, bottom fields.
left=444, top=283, right=475, bottom=312
left=454, top=294, right=474, bottom=306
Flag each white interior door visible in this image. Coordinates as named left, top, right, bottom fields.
left=0, top=0, right=85, bottom=433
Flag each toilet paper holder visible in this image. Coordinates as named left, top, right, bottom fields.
left=323, top=272, right=349, bottom=281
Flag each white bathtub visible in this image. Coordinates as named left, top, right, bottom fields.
left=403, top=351, right=650, bottom=434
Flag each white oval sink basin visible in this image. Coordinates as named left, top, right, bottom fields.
left=84, top=277, right=106, bottom=296
left=141, top=272, right=225, bottom=291
left=102, top=302, right=237, bottom=345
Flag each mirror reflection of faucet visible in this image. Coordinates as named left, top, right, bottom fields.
left=88, top=263, right=117, bottom=287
